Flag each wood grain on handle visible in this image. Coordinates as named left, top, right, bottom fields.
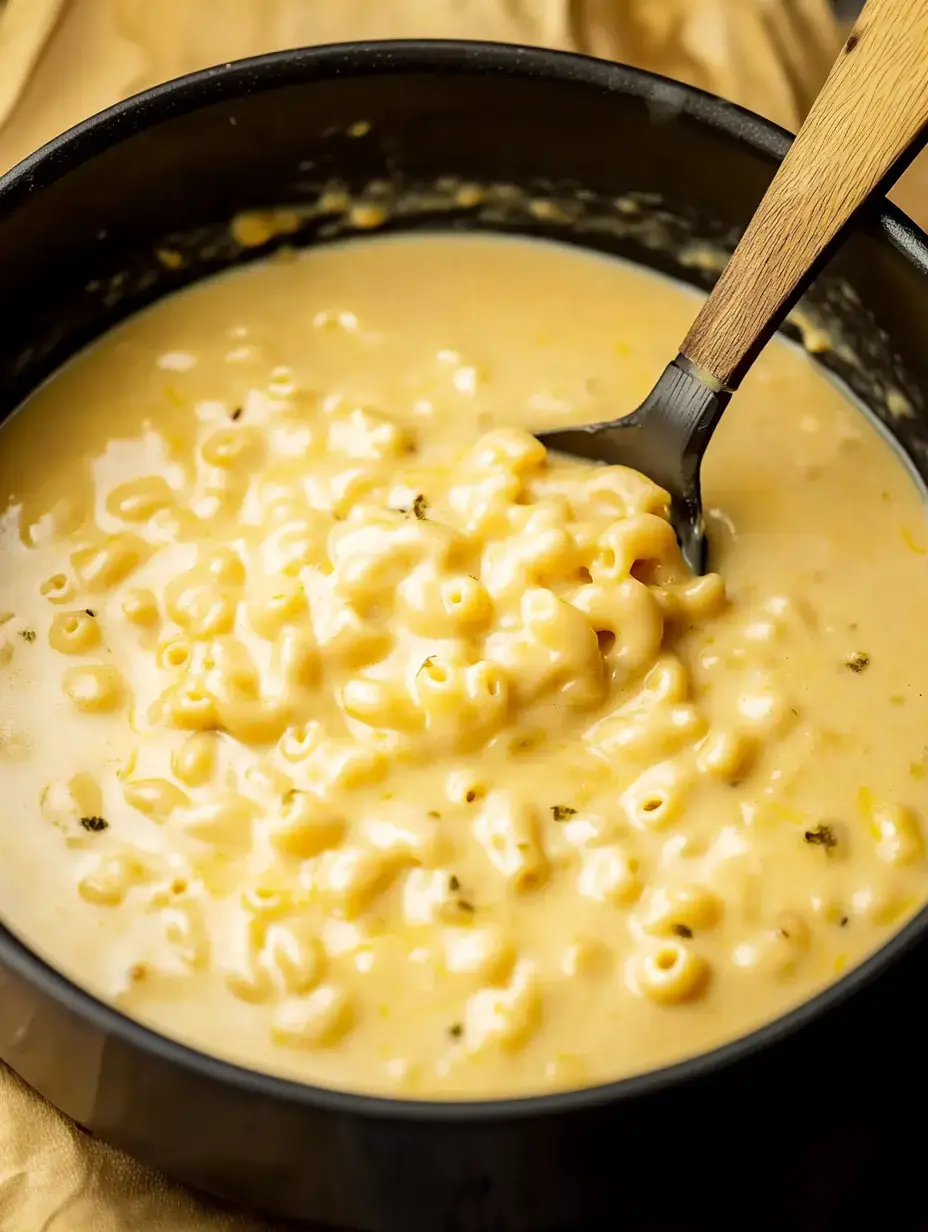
left=681, top=0, right=928, bottom=390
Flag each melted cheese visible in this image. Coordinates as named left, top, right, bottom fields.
left=0, top=233, right=925, bottom=1098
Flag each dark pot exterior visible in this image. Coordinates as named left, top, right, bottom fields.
left=1, top=41, right=927, bottom=1232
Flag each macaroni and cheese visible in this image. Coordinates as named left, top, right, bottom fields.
left=0, top=233, right=925, bottom=1097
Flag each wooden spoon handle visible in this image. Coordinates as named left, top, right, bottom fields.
left=681, top=0, right=928, bottom=390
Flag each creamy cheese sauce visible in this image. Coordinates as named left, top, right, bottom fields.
left=0, top=233, right=926, bottom=1099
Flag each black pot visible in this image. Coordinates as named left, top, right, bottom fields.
left=1, top=40, right=927, bottom=1232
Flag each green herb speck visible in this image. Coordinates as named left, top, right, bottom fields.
left=80, top=816, right=109, bottom=832
left=804, top=824, right=838, bottom=850
left=844, top=652, right=870, bottom=673
left=551, top=805, right=577, bottom=822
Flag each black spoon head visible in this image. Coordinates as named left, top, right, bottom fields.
left=537, top=357, right=730, bottom=575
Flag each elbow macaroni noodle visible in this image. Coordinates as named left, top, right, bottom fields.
left=0, top=232, right=926, bottom=1097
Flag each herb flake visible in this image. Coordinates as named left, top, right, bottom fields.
left=448, top=1023, right=464, bottom=1039
left=672, top=923, right=693, bottom=939
left=551, top=805, right=577, bottom=822
left=80, top=815, right=109, bottom=832
left=18, top=630, right=35, bottom=642
left=85, top=609, right=96, bottom=618
left=844, top=652, right=870, bottom=674
left=412, top=494, right=429, bottom=520
left=230, top=406, right=243, bottom=421
left=449, top=874, right=461, bottom=892
left=457, top=899, right=476, bottom=913
left=804, top=824, right=838, bottom=850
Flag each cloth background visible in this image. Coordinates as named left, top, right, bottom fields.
left=0, top=2, right=916, bottom=1229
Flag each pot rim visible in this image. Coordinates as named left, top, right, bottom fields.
left=1, top=37, right=927, bottom=1124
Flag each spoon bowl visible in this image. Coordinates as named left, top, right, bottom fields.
left=539, top=356, right=729, bottom=573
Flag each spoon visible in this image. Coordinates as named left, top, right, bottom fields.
left=539, top=0, right=928, bottom=573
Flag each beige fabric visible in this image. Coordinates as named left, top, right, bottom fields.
left=0, top=1067, right=267, bottom=1232
left=894, top=155, right=928, bottom=227
left=0, top=1, right=859, bottom=1229
left=0, top=0, right=841, bottom=172
left=0, top=0, right=67, bottom=130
